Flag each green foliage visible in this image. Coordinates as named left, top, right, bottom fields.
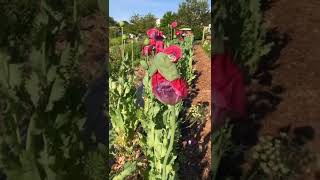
left=213, top=0, right=272, bottom=74
left=177, top=0, right=211, bottom=40
left=185, top=103, right=208, bottom=127
left=123, top=13, right=157, bottom=35
left=0, top=1, right=107, bottom=180
left=212, top=122, right=234, bottom=180
left=202, top=40, right=211, bottom=57
left=160, top=11, right=178, bottom=36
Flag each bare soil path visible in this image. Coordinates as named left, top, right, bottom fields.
left=179, top=44, right=212, bottom=179
left=247, top=0, right=320, bottom=178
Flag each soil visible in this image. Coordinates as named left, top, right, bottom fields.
left=260, top=0, right=320, bottom=149
left=241, top=0, right=320, bottom=179
left=179, top=44, right=212, bottom=179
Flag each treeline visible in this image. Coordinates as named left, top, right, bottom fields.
left=109, top=0, right=211, bottom=40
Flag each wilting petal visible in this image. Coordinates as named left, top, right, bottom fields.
left=163, top=45, right=182, bottom=62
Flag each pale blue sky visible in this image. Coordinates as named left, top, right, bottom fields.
left=109, top=0, right=211, bottom=22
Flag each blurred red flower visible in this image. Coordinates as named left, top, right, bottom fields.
left=155, top=41, right=164, bottom=53
left=163, top=45, right=182, bottom=62
left=212, top=53, right=246, bottom=124
left=142, top=45, right=153, bottom=56
left=171, top=21, right=178, bottom=28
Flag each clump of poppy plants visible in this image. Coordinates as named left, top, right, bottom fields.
left=142, top=23, right=189, bottom=105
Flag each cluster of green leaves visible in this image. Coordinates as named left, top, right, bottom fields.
left=185, top=103, right=208, bottom=127
left=0, top=1, right=107, bottom=180
left=176, top=36, right=196, bottom=85
left=213, top=0, right=272, bottom=75
left=211, top=122, right=234, bottom=180
left=202, top=39, right=211, bottom=58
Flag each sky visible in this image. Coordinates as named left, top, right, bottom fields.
left=109, top=0, right=211, bottom=22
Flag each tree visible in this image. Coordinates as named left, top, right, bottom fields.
left=109, top=16, right=118, bottom=27
left=177, top=0, right=211, bottom=40
left=127, top=13, right=157, bottom=35
left=160, top=11, right=178, bottom=36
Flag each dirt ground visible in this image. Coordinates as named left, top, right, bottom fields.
left=247, top=0, right=320, bottom=178
left=179, top=44, right=212, bottom=179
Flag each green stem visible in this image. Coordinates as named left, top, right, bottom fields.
left=131, top=40, right=133, bottom=68
left=162, top=105, right=176, bottom=179
left=121, top=27, right=124, bottom=58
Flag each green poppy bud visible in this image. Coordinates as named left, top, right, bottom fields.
left=144, top=38, right=150, bottom=45
left=119, top=21, right=124, bottom=27
left=122, top=34, right=127, bottom=40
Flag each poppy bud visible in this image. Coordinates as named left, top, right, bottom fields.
left=119, top=21, right=124, bottom=27
left=143, top=38, right=150, bottom=45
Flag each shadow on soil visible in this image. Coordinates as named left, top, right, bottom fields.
left=215, top=27, right=291, bottom=178
left=178, top=70, right=211, bottom=179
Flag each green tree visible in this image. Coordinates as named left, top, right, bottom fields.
left=160, top=11, right=178, bottom=36
left=177, top=0, right=211, bottom=40
left=109, top=16, right=118, bottom=27
left=127, top=13, right=157, bottom=35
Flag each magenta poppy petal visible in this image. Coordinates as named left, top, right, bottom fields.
left=163, top=45, right=182, bottom=62
left=147, top=28, right=160, bottom=39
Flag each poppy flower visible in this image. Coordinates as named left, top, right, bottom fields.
left=175, top=30, right=182, bottom=36
left=142, top=45, right=153, bottom=56
left=163, top=45, right=182, bottom=62
left=149, top=39, right=156, bottom=46
left=171, top=21, right=178, bottom=28
left=212, top=53, right=246, bottom=125
left=151, top=72, right=188, bottom=105
left=147, top=28, right=160, bottom=39
left=155, top=41, right=164, bottom=53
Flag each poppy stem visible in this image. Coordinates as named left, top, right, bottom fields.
left=121, top=27, right=124, bottom=58
left=131, top=40, right=133, bottom=68
left=162, top=105, right=176, bottom=179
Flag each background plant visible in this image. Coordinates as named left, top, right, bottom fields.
left=243, top=132, right=317, bottom=180
left=0, top=1, right=107, bottom=179
left=213, top=0, right=272, bottom=75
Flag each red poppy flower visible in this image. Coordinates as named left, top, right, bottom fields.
left=163, top=45, right=182, bottom=62
left=171, top=21, right=178, bottom=28
left=159, top=31, right=164, bottom=37
left=151, top=72, right=188, bottom=105
left=212, top=53, right=246, bottom=124
left=175, top=30, right=182, bottom=36
left=142, top=45, right=153, bottom=56
left=155, top=41, right=164, bottom=53
left=147, top=28, right=160, bottom=39
left=149, top=39, right=156, bottom=46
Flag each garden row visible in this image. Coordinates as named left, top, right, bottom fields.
left=109, top=22, right=197, bottom=179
